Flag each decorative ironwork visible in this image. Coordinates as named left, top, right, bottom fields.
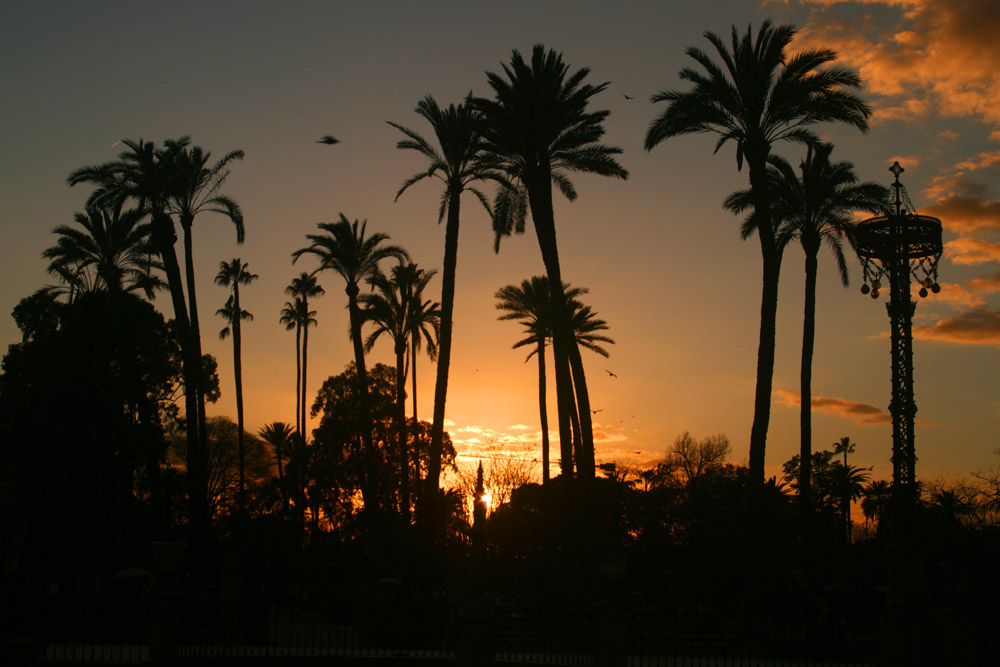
left=854, top=162, right=943, bottom=521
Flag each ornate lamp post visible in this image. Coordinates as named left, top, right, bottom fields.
left=855, top=162, right=942, bottom=527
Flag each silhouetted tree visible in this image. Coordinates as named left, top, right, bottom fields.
left=43, top=200, right=163, bottom=298
left=726, top=145, right=888, bottom=511
left=644, top=21, right=871, bottom=487
left=388, top=95, right=500, bottom=531
left=258, top=421, right=294, bottom=507
left=67, top=137, right=245, bottom=536
left=477, top=45, right=628, bottom=481
left=285, top=272, right=324, bottom=441
left=215, top=258, right=257, bottom=513
left=294, top=217, right=407, bottom=512
left=666, top=432, right=731, bottom=484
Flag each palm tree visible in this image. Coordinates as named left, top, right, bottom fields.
left=388, top=95, right=500, bottom=526
left=67, top=138, right=232, bottom=534
left=644, top=21, right=872, bottom=487
left=861, top=478, right=891, bottom=530
left=215, top=258, right=258, bottom=513
left=293, top=215, right=408, bottom=512
left=477, top=45, right=628, bottom=481
left=394, top=263, right=440, bottom=424
left=279, top=297, right=317, bottom=440
left=496, top=277, right=613, bottom=482
left=831, top=461, right=871, bottom=543
left=833, top=436, right=856, bottom=469
left=360, top=263, right=412, bottom=518
left=43, top=201, right=163, bottom=298
left=286, top=272, right=325, bottom=441
left=726, top=146, right=888, bottom=511
left=259, top=421, right=295, bottom=507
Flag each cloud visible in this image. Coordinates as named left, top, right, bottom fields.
left=920, top=175, right=1000, bottom=235
left=913, top=308, right=1000, bottom=345
left=955, top=151, right=1000, bottom=172
left=776, top=389, right=891, bottom=424
left=795, top=0, right=1000, bottom=130
left=945, top=239, right=1000, bottom=266
left=508, top=423, right=532, bottom=431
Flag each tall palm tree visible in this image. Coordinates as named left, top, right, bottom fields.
left=388, top=95, right=500, bottom=526
left=67, top=137, right=237, bottom=534
left=496, top=277, right=613, bottom=482
left=162, top=137, right=245, bottom=508
left=215, top=258, right=258, bottom=513
left=293, top=215, right=408, bottom=512
left=644, top=21, right=872, bottom=487
left=43, top=201, right=163, bottom=298
left=477, top=45, right=628, bottom=481
left=280, top=297, right=317, bottom=440
left=393, top=263, right=440, bottom=424
left=726, top=146, right=888, bottom=510
left=833, top=435, right=856, bottom=469
left=360, top=264, right=410, bottom=518
left=286, top=272, right=325, bottom=441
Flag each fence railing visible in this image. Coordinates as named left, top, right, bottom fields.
left=32, top=597, right=994, bottom=665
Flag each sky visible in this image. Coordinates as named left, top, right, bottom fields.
left=2, top=0, right=998, bottom=485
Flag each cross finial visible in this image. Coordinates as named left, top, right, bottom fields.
left=890, top=161, right=904, bottom=180
left=890, top=161, right=905, bottom=215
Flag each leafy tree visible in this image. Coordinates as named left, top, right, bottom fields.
left=388, top=95, right=500, bottom=529
left=726, top=146, right=887, bottom=510
left=285, top=272, right=324, bottom=441
left=294, top=217, right=408, bottom=512
left=215, top=258, right=257, bottom=513
left=477, top=44, right=628, bottom=481
left=666, top=432, right=731, bottom=484
left=1, top=290, right=182, bottom=577
left=644, top=21, right=871, bottom=487
left=310, top=363, right=455, bottom=524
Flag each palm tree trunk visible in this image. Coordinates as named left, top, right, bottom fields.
left=525, top=168, right=589, bottom=479
left=411, top=337, right=418, bottom=422
left=568, top=343, right=595, bottom=478
left=301, top=316, right=309, bottom=443
left=427, top=190, right=461, bottom=533
left=149, top=212, right=206, bottom=535
left=348, top=287, right=378, bottom=512
left=537, top=338, right=550, bottom=484
left=747, top=154, right=780, bottom=488
left=396, top=341, right=409, bottom=521
left=553, top=345, right=574, bottom=476
left=181, top=219, right=210, bottom=523
left=799, top=250, right=819, bottom=516
left=294, top=324, right=302, bottom=438
left=233, top=286, right=246, bottom=515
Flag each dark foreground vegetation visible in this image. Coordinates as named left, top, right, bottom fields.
left=2, top=19, right=999, bottom=666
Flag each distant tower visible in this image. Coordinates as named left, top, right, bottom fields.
left=855, top=162, right=942, bottom=527
left=473, top=462, right=487, bottom=532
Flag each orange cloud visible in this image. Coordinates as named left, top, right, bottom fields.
left=776, top=389, right=891, bottom=424
left=945, top=239, right=1000, bottom=265
left=795, top=0, right=1000, bottom=129
left=920, top=175, right=1000, bottom=235
left=913, top=308, right=1000, bottom=345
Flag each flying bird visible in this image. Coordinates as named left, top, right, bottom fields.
left=591, top=409, right=603, bottom=414
left=605, top=370, right=618, bottom=378
left=623, top=94, right=634, bottom=100
left=317, top=135, right=339, bottom=145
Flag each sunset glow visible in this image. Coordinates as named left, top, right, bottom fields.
left=2, top=0, right=997, bottom=485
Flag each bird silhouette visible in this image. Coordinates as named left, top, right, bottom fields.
left=605, top=370, right=618, bottom=378
left=317, top=135, right=339, bottom=145
left=623, top=94, right=634, bottom=100
left=591, top=409, right=603, bottom=414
